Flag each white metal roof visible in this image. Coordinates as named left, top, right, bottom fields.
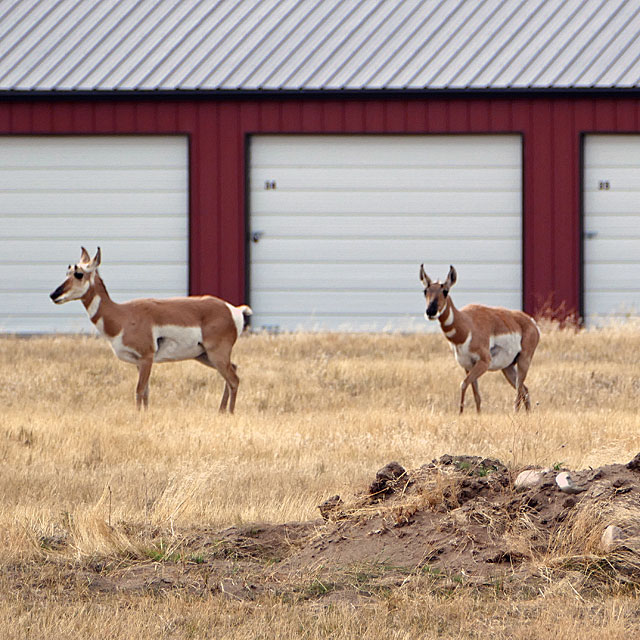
left=1, top=0, right=639, bottom=92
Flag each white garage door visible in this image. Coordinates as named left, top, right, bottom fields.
left=249, top=135, right=522, bottom=332
left=584, top=135, right=640, bottom=325
left=0, top=136, right=188, bottom=334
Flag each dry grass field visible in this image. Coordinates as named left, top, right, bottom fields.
left=1, top=320, right=639, bottom=639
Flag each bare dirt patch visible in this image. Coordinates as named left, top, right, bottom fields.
left=9, top=454, right=640, bottom=605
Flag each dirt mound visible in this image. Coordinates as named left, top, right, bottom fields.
left=287, top=454, right=640, bottom=582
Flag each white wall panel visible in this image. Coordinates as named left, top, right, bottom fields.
left=0, top=136, right=189, bottom=333
left=583, top=135, right=640, bottom=324
left=249, top=135, right=522, bottom=332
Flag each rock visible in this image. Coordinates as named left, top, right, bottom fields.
left=368, top=461, right=407, bottom=498
left=318, top=495, right=343, bottom=521
left=515, top=469, right=545, bottom=490
left=555, top=471, right=585, bottom=494
left=626, top=453, right=640, bottom=472
left=601, top=525, right=625, bottom=552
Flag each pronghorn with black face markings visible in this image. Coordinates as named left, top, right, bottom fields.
left=50, top=247, right=252, bottom=413
left=419, top=265, right=540, bottom=413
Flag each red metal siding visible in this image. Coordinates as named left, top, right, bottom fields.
left=1, top=95, right=639, bottom=318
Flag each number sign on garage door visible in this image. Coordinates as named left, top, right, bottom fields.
left=0, top=136, right=189, bottom=334
left=249, top=135, right=522, bottom=332
left=584, top=135, right=640, bottom=325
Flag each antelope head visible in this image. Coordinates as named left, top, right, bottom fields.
left=50, top=247, right=101, bottom=304
left=419, top=264, right=457, bottom=320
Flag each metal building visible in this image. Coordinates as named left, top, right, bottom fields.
left=1, top=0, right=639, bottom=332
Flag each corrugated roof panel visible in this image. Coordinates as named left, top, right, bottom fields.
left=0, top=0, right=639, bottom=91
left=144, top=1, right=250, bottom=89
left=531, top=0, right=621, bottom=87
left=444, top=0, right=539, bottom=88
left=11, top=1, right=118, bottom=89
left=469, top=0, right=557, bottom=87
left=179, top=0, right=277, bottom=88
left=569, top=2, right=640, bottom=87
left=416, top=0, right=522, bottom=88
left=267, top=0, right=373, bottom=89
left=492, top=0, right=586, bottom=87
left=213, top=0, right=326, bottom=89
left=284, top=0, right=392, bottom=89
left=303, top=0, right=404, bottom=89
left=52, top=0, right=157, bottom=90
left=595, top=17, right=640, bottom=87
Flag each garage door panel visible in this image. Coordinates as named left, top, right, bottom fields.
left=2, top=240, right=187, bottom=265
left=251, top=215, right=520, bottom=238
left=250, top=135, right=522, bottom=332
left=581, top=291, right=640, bottom=317
left=1, top=264, right=187, bottom=292
left=252, top=238, right=520, bottom=263
left=584, top=168, right=640, bottom=191
left=251, top=167, right=521, bottom=192
left=0, top=191, right=186, bottom=215
left=584, top=135, right=640, bottom=324
left=252, top=191, right=520, bottom=216
left=0, top=136, right=189, bottom=333
left=584, top=239, right=639, bottom=263
left=584, top=263, right=640, bottom=289
left=248, top=314, right=426, bottom=332
left=584, top=190, right=640, bottom=215
left=251, top=135, right=520, bottom=166
left=583, top=215, right=640, bottom=238
left=0, top=313, right=93, bottom=334
left=1, top=214, right=186, bottom=239
left=251, top=263, right=520, bottom=291
left=582, top=136, right=640, bottom=165
left=4, top=286, right=190, bottom=318
left=0, top=168, right=187, bottom=191
left=0, top=136, right=186, bottom=166
left=252, top=290, right=522, bottom=315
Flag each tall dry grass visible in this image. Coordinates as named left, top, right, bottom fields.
left=0, top=321, right=639, bottom=637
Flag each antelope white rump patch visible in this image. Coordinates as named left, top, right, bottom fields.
left=225, top=303, right=245, bottom=338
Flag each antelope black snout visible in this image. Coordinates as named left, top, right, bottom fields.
left=50, top=284, right=64, bottom=302
left=426, top=299, right=439, bottom=319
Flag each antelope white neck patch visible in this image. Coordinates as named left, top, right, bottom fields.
left=443, top=307, right=454, bottom=326
left=87, top=294, right=101, bottom=320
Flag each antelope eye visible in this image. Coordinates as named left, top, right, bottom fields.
left=74, top=272, right=84, bottom=280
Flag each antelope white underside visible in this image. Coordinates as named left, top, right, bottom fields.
left=152, top=325, right=204, bottom=363
left=452, top=331, right=522, bottom=371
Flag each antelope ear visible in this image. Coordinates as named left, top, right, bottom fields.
left=419, top=264, right=432, bottom=287
left=80, top=247, right=91, bottom=264
left=444, top=265, right=457, bottom=290
left=91, top=247, right=102, bottom=269
left=84, top=247, right=101, bottom=272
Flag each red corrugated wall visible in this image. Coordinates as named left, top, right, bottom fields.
left=1, top=95, right=639, bottom=319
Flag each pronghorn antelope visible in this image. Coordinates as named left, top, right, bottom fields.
left=50, top=247, right=252, bottom=413
left=420, top=265, right=540, bottom=413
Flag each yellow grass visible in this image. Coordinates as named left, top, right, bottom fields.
left=1, top=320, right=639, bottom=638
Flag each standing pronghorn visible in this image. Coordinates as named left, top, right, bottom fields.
left=50, top=247, right=252, bottom=413
left=419, top=265, right=540, bottom=413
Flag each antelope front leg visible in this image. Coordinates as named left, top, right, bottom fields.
left=460, top=360, right=488, bottom=414
left=136, top=357, right=153, bottom=409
